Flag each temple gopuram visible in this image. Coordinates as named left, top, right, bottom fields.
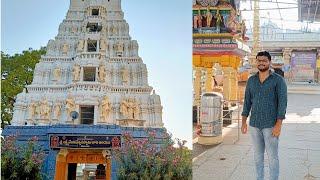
left=2, top=0, right=166, bottom=179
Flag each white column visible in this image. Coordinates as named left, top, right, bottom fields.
left=94, top=105, right=98, bottom=125
left=80, top=67, right=84, bottom=81
left=95, top=67, right=99, bottom=82
left=84, top=40, right=88, bottom=52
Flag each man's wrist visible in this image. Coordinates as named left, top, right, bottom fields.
left=275, top=119, right=283, bottom=126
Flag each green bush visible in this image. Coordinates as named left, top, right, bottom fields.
left=114, top=130, right=192, bottom=180
left=1, top=134, right=46, bottom=180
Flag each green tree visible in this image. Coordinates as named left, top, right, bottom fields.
left=1, top=48, right=46, bottom=128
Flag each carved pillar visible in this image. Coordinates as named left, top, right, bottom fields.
left=193, top=67, right=201, bottom=106
left=223, top=67, right=238, bottom=101
left=205, top=67, right=213, bottom=92
left=97, top=40, right=100, bottom=52
left=94, top=105, right=98, bottom=125
left=84, top=40, right=88, bottom=52
left=95, top=67, right=98, bottom=82
left=80, top=67, right=84, bottom=81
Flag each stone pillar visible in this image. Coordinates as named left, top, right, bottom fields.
left=223, top=67, right=238, bottom=101
left=97, top=40, right=100, bottom=52
left=282, top=48, right=292, bottom=82
left=205, top=67, right=213, bottom=92
left=94, top=105, right=98, bottom=125
left=80, top=67, right=84, bottom=81
left=95, top=67, right=98, bottom=82
left=84, top=40, right=88, bottom=52
left=193, top=67, right=201, bottom=106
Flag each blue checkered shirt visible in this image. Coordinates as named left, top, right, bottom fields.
left=241, top=71, right=287, bottom=129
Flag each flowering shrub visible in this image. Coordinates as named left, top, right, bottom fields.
left=1, top=134, right=46, bottom=180
left=114, top=130, right=192, bottom=180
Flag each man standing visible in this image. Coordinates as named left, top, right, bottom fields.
left=241, top=51, right=287, bottom=180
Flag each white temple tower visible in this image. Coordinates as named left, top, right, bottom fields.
left=11, top=0, right=163, bottom=128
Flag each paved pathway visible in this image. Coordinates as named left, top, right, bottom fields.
left=193, top=94, right=320, bottom=180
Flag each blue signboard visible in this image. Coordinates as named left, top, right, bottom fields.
left=50, top=135, right=121, bottom=149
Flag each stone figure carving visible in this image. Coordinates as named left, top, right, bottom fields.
left=28, top=102, right=37, bottom=119
left=53, top=103, right=62, bottom=119
left=197, top=13, right=202, bottom=28
left=66, top=97, right=75, bottom=115
left=111, top=24, right=117, bottom=35
left=72, top=26, right=78, bottom=33
left=53, top=68, right=61, bottom=81
left=72, top=64, right=80, bottom=81
left=215, top=10, right=224, bottom=32
left=120, top=98, right=140, bottom=119
left=82, top=26, right=86, bottom=33
left=100, top=40, right=106, bottom=52
left=100, top=96, right=111, bottom=121
left=77, top=40, right=84, bottom=52
left=120, top=67, right=129, bottom=84
left=240, top=20, right=247, bottom=39
left=206, top=8, right=212, bottom=27
left=115, top=42, right=124, bottom=52
left=193, top=14, right=200, bottom=28
left=227, top=9, right=240, bottom=34
left=120, top=100, right=128, bottom=118
left=40, top=98, right=50, bottom=119
left=62, top=43, right=69, bottom=55
left=98, top=65, right=106, bottom=82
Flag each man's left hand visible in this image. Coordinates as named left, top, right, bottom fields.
left=272, top=119, right=282, bottom=137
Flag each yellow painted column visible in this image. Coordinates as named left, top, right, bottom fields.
left=223, top=67, right=238, bottom=101
left=55, top=149, right=68, bottom=180
left=193, top=67, right=202, bottom=106
left=205, top=67, right=213, bottom=92
left=106, top=158, right=111, bottom=180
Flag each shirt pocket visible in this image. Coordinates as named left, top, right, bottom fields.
left=262, top=85, right=275, bottom=100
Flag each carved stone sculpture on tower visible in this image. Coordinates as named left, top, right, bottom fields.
left=28, top=101, right=37, bottom=119
left=77, top=40, right=84, bottom=52
left=112, top=24, right=118, bottom=35
left=66, top=97, right=76, bottom=116
left=120, top=67, right=129, bottom=85
left=98, top=64, right=106, bottom=82
left=72, top=26, right=78, bottom=33
left=206, top=7, right=212, bottom=27
left=120, top=99, right=128, bottom=118
left=62, top=43, right=69, bottom=55
left=120, top=98, right=139, bottom=119
left=100, top=96, right=111, bottom=122
left=40, top=98, right=50, bottom=119
left=100, top=40, right=106, bottom=52
left=53, top=68, right=61, bottom=81
left=53, top=103, right=62, bottom=119
left=115, top=41, right=124, bottom=52
left=72, top=64, right=80, bottom=82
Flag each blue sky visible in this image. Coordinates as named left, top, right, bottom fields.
left=1, top=0, right=193, bottom=148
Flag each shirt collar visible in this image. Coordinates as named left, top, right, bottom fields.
left=254, top=69, right=275, bottom=77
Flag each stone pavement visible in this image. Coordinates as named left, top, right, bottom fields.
left=287, top=83, right=320, bottom=95
left=193, top=94, right=320, bottom=180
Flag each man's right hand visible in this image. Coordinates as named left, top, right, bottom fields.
left=241, top=122, right=248, bottom=134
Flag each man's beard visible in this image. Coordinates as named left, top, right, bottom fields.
left=258, top=65, right=269, bottom=72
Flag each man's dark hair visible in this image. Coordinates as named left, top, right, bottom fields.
left=256, top=51, right=271, bottom=61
